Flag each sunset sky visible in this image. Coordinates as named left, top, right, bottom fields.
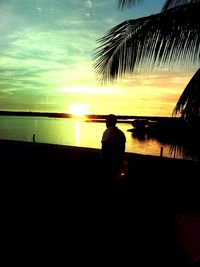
left=0, top=0, right=198, bottom=116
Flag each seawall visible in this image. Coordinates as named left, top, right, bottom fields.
left=1, top=139, right=199, bottom=265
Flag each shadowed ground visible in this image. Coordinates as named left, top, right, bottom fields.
left=1, top=140, right=199, bottom=265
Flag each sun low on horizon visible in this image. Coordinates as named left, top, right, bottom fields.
left=68, top=103, right=90, bottom=117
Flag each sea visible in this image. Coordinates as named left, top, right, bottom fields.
left=0, top=115, right=198, bottom=161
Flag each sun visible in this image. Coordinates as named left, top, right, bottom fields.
left=68, top=103, right=89, bottom=117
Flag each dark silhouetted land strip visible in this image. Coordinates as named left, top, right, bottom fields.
left=0, top=110, right=73, bottom=118
left=0, top=110, right=181, bottom=122
left=1, top=139, right=199, bottom=265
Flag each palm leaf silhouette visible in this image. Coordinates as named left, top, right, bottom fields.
left=94, top=0, right=200, bottom=159
left=94, top=1, right=200, bottom=82
left=173, top=68, right=200, bottom=122
left=118, top=0, right=143, bottom=9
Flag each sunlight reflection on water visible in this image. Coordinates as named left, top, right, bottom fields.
left=0, top=116, right=196, bottom=160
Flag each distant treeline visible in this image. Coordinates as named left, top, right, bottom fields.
left=0, top=110, right=72, bottom=118
left=0, top=110, right=181, bottom=123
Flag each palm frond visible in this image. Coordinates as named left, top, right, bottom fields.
left=93, top=2, right=200, bottom=82
left=172, top=67, right=200, bottom=120
left=162, top=0, right=198, bottom=11
left=118, top=0, right=143, bottom=10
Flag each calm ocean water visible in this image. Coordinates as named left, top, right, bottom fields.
left=0, top=115, right=197, bottom=160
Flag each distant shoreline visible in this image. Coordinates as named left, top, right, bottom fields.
left=0, top=110, right=181, bottom=123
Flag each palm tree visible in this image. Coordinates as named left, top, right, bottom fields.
left=94, top=0, right=200, bottom=122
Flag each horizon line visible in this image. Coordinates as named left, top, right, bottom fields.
left=0, top=110, right=181, bottom=122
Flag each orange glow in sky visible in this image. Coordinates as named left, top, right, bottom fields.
left=58, top=70, right=195, bottom=117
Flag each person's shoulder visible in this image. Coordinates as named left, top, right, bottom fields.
left=116, top=127, right=126, bottom=139
left=117, top=127, right=125, bottom=134
left=101, top=127, right=111, bottom=141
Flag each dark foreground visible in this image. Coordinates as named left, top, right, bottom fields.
left=1, top=140, right=200, bottom=266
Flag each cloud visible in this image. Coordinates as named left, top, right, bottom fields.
left=61, top=86, right=117, bottom=94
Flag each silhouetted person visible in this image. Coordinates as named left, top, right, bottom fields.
left=101, top=114, right=126, bottom=181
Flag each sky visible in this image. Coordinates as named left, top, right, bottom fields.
left=0, top=0, right=198, bottom=116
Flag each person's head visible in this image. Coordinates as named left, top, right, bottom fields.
left=106, top=114, right=117, bottom=128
